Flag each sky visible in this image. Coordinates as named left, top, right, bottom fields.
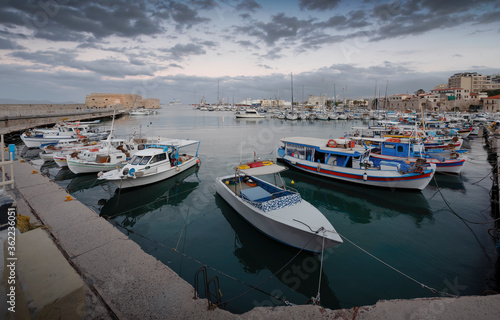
left=0, top=0, right=499, bottom=105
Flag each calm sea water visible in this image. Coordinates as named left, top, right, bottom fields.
left=25, top=105, right=498, bottom=313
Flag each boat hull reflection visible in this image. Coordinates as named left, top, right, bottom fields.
left=99, top=166, right=199, bottom=227
left=279, top=168, right=433, bottom=225
left=215, top=195, right=340, bottom=309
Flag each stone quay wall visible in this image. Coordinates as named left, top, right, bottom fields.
left=0, top=104, right=121, bottom=135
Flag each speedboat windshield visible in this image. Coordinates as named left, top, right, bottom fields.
left=130, top=155, right=152, bottom=165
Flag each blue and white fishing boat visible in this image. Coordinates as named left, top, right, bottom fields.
left=98, top=138, right=200, bottom=189
left=365, top=137, right=466, bottom=174
left=278, top=137, right=436, bottom=191
left=215, top=160, right=342, bottom=253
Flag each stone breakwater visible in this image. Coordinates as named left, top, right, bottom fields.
left=0, top=104, right=122, bottom=135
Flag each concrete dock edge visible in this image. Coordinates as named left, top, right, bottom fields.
left=3, top=159, right=500, bottom=319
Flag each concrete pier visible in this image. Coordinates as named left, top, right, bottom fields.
left=2, top=158, right=500, bottom=319
left=0, top=104, right=125, bottom=136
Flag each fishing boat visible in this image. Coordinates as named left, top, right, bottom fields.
left=235, top=109, right=265, bottom=119
left=214, top=160, right=343, bottom=253
left=98, top=139, right=200, bottom=189
left=20, top=123, right=106, bottom=148
left=278, top=137, right=436, bottom=191
left=366, top=138, right=466, bottom=174
left=66, top=138, right=137, bottom=174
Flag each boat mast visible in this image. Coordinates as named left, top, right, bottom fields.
left=290, top=72, right=294, bottom=113
left=334, top=83, right=337, bottom=113
left=383, top=80, right=389, bottom=111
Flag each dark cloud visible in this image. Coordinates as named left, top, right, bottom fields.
left=370, top=0, right=500, bottom=41
left=259, top=48, right=283, bottom=60
left=9, top=49, right=155, bottom=78
left=1, top=59, right=499, bottom=104
left=475, top=9, right=500, bottom=25
left=372, top=13, right=457, bottom=41
left=234, top=13, right=314, bottom=46
left=236, top=0, right=262, bottom=12
left=0, top=37, right=20, bottom=50
left=317, top=10, right=370, bottom=30
left=257, top=64, right=272, bottom=70
left=165, top=43, right=207, bottom=61
left=236, top=40, right=258, bottom=49
left=298, top=0, right=342, bottom=11
left=168, top=63, right=184, bottom=69
left=190, top=0, right=219, bottom=10
left=0, top=1, right=166, bottom=42
left=168, top=2, right=211, bottom=31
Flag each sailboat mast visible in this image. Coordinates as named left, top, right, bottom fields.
left=291, top=73, right=294, bottom=113
left=334, top=83, right=337, bottom=112
left=383, top=80, right=388, bottom=110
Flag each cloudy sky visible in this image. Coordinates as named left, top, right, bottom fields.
left=0, top=0, right=499, bottom=104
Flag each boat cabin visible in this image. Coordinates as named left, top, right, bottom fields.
left=280, top=138, right=370, bottom=169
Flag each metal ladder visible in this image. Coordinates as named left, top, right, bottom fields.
left=193, top=266, right=225, bottom=309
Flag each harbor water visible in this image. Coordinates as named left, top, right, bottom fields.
left=22, top=105, right=498, bottom=314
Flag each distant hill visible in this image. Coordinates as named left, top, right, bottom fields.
left=0, top=98, right=81, bottom=104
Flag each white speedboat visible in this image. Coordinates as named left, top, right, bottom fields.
left=98, top=139, right=200, bottom=189
left=214, top=161, right=343, bottom=253
left=129, top=107, right=154, bottom=116
left=235, top=109, right=265, bottom=119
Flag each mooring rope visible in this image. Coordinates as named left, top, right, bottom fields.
left=103, top=218, right=321, bottom=307
left=313, top=233, right=326, bottom=306
left=212, top=229, right=323, bottom=307
left=433, top=175, right=500, bottom=225
left=338, top=232, right=457, bottom=298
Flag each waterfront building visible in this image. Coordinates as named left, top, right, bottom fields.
left=448, top=72, right=500, bottom=93
left=430, top=88, right=470, bottom=100
left=483, top=95, right=500, bottom=112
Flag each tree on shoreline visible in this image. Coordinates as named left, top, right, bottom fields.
left=485, top=89, right=500, bottom=97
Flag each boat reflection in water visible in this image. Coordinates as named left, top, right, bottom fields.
left=99, top=166, right=200, bottom=227
left=215, top=195, right=341, bottom=309
left=20, top=146, right=42, bottom=160
left=430, top=173, right=466, bottom=192
left=53, top=168, right=108, bottom=194
left=279, top=168, right=432, bottom=226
